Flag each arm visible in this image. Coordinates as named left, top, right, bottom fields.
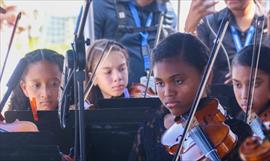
left=184, top=0, right=218, bottom=34
left=93, top=0, right=106, bottom=39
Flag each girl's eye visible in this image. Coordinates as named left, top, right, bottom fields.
left=233, top=82, right=241, bottom=89
left=103, top=70, right=111, bottom=75
left=155, top=81, right=164, bottom=87
left=50, top=80, right=60, bottom=88
left=31, top=83, right=40, bottom=89
left=119, top=66, right=127, bottom=72
left=175, top=79, right=183, bottom=85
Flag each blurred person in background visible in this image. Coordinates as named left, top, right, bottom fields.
left=89, top=0, right=177, bottom=84
left=185, top=0, right=270, bottom=84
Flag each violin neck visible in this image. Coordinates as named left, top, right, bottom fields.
left=250, top=117, right=267, bottom=140
left=189, top=126, right=221, bottom=161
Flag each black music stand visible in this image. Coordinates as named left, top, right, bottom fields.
left=4, top=111, right=74, bottom=153
left=0, top=132, right=61, bottom=161
left=5, top=98, right=161, bottom=161
left=96, top=97, right=161, bottom=109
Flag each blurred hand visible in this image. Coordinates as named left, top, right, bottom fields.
left=224, top=72, right=232, bottom=85
left=184, top=0, right=219, bottom=34
left=0, top=5, right=16, bottom=27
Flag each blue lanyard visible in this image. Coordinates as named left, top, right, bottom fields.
left=128, top=2, right=153, bottom=47
left=230, top=25, right=255, bottom=52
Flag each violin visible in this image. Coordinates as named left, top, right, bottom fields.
left=0, top=110, right=38, bottom=132
left=161, top=98, right=238, bottom=161
left=259, top=108, right=270, bottom=129
left=239, top=108, right=270, bottom=161
left=129, top=83, right=156, bottom=98
left=0, top=119, right=38, bottom=132
left=239, top=136, right=270, bottom=161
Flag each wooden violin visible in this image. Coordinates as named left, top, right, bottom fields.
left=239, top=108, right=270, bottom=161
left=162, top=98, right=238, bottom=161
left=129, top=83, right=156, bottom=98
left=259, top=107, right=270, bottom=129
left=0, top=119, right=38, bottom=132
left=239, top=136, right=270, bottom=161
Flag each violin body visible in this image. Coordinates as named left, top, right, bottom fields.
left=0, top=120, right=38, bottom=132
left=239, top=108, right=270, bottom=161
left=161, top=98, right=238, bottom=160
left=239, top=136, right=270, bottom=161
left=129, top=83, right=156, bottom=98
left=259, top=108, right=270, bottom=130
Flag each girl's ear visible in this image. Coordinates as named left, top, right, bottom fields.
left=20, top=80, right=29, bottom=98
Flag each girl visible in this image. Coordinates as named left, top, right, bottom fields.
left=231, top=45, right=270, bottom=125
left=85, top=39, right=129, bottom=106
left=1, top=49, right=63, bottom=132
left=9, top=49, right=64, bottom=111
left=129, top=33, right=251, bottom=161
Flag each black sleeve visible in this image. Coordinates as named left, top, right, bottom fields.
left=93, top=0, right=106, bottom=39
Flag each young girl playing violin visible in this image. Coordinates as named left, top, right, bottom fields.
left=9, top=49, right=64, bottom=111
left=231, top=45, right=270, bottom=161
left=85, top=39, right=130, bottom=106
left=129, top=33, right=252, bottom=161
left=0, top=49, right=63, bottom=132
left=231, top=45, right=270, bottom=129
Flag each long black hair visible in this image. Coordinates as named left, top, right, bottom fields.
left=9, top=49, right=64, bottom=111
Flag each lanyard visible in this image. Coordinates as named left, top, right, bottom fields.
left=128, top=2, right=153, bottom=47
left=230, top=25, right=255, bottom=52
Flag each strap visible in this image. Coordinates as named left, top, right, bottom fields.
left=128, top=1, right=153, bottom=47
left=230, top=25, right=255, bottom=52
